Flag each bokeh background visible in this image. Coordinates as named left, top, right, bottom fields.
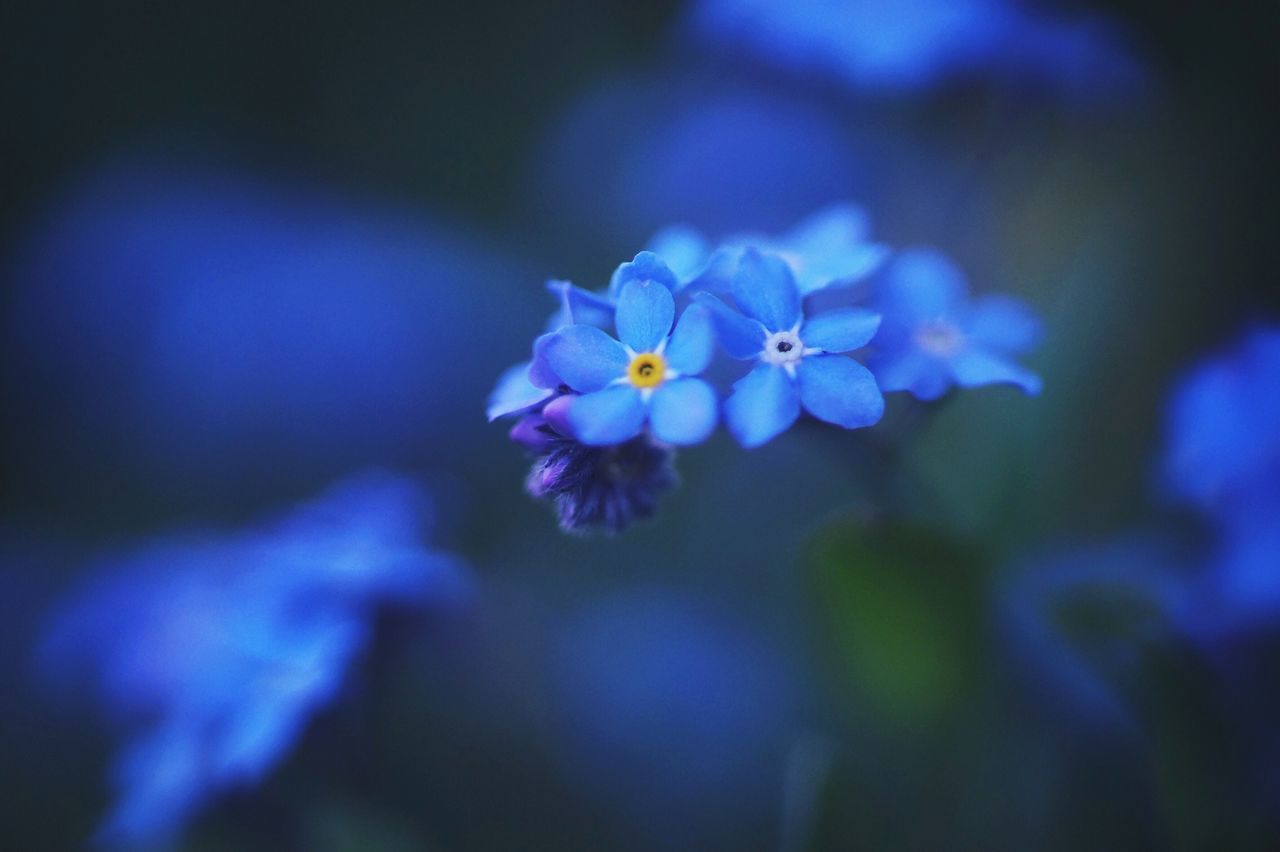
left=2, top=1, right=1278, bottom=849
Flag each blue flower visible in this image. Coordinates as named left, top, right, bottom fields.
left=1161, top=326, right=1280, bottom=513
left=684, top=0, right=1147, bottom=100
left=38, top=472, right=470, bottom=846
left=695, top=249, right=883, bottom=447
left=544, top=270, right=718, bottom=447
left=868, top=248, right=1042, bottom=401
left=716, top=204, right=890, bottom=297
left=526, top=431, right=680, bottom=534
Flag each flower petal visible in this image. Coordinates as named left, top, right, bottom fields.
left=964, top=295, right=1043, bottom=354
left=730, top=248, right=801, bottom=331
left=544, top=325, right=629, bottom=393
left=616, top=279, right=675, bottom=353
left=664, top=304, right=715, bottom=375
left=949, top=349, right=1042, bottom=396
left=545, top=279, right=615, bottom=330
left=801, top=308, right=882, bottom=353
left=528, top=332, right=563, bottom=389
left=877, top=249, right=968, bottom=326
left=725, top=363, right=801, bottom=448
left=487, top=361, right=554, bottom=421
left=645, top=226, right=710, bottom=287
left=870, top=350, right=951, bottom=400
left=693, top=293, right=768, bottom=360
left=650, top=378, right=718, bottom=445
left=566, top=386, right=647, bottom=446
left=797, top=355, right=884, bottom=429
left=609, top=250, right=679, bottom=297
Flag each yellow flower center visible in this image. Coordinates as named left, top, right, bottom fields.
left=627, top=352, right=666, bottom=388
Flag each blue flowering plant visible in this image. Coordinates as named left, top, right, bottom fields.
left=488, top=203, right=1043, bottom=533
left=38, top=472, right=471, bottom=846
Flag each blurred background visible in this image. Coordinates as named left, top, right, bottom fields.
left=2, top=1, right=1278, bottom=849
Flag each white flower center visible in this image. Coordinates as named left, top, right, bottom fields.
left=762, top=330, right=805, bottom=365
left=916, top=320, right=964, bottom=357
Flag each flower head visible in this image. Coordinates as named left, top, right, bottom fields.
left=696, top=249, right=884, bottom=447
left=525, top=429, right=680, bottom=534
left=545, top=261, right=718, bottom=447
left=868, top=249, right=1043, bottom=401
left=38, top=473, right=470, bottom=845
left=1161, top=326, right=1280, bottom=512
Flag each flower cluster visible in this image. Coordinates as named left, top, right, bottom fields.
left=489, top=204, right=1042, bottom=533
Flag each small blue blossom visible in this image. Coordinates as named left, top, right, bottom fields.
left=648, top=203, right=888, bottom=296
left=38, top=472, right=470, bottom=846
left=696, top=249, right=884, bottom=447
left=868, top=248, right=1043, bottom=401
left=545, top=272, right=718, bottom=447
left=526, top=429, right=681, bottom=534
left=684, top=0, right=1147, bottom=99
left=1161, top=326, right=1280, bottom=513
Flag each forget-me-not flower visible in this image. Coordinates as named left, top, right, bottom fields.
left=696, top=249, right=884, bottom=447
left=648, top=203, right=889, bottom=297
left=684, top=0, right=1147, bottom=99
left=544, top=269, right=717, bottom=447
left=1161, top=326, right=1280, bottom=513
left=38, top=472, right=470, bottom=846
left=869, top=248, right=1043, bottom=401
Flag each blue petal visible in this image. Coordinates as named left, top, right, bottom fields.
left=725, top=363, right=801, bottom=448
left=645, top=226, right=711, bottom=287
left=730, top=248, right=801, bottom=332
left=545, top=279, right=616, bottom=330
left=665, top=304, right=715, bottom=375
left=801, top=308, right=882, bottom=353
left=486, top=361, right=554, bottom=421
left=783, top=203, right=891, bottom=296
left=797, top=355, right=884, bottom=429
left=685, top=245, right=741, bottom=294
left=544, top=325, right=629, bottom=393
left=528, top=332, right=562, bottom=389
left=649, top=378, right=718, bottom=445
left=964, top=295, right=1043, bottom=354
left=609, top=250, right=679, bottom=297
left=870, top=350, right=951, bottom=400
left=692, top=293, right=767, bottom=360
left=877, top=249, right=968, bottom=326
left=949, top=349, right=1042, bottom=395
left=616, top=279, right=675, bottom=353
left=566, top=386, right=647, bottom=446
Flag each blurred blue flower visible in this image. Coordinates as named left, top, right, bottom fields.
left=696, top=249, right=883, bottom=447
left=551, top=589, right=797, bottom=845
left=684, top=0, right=1147, bottom=99
left=528, top=76, right=865, bottom=241
left=868, top=248, right=1043, bottom=400
left=650, top=202, right=889, bottom=296
left=545, top=275, right=718, bottom=447
left=998, top=535, right=1185, bottom=735
left=4, top=154, right=531, bottom=499
left=38, top=472, right=470, bottom=845
left=1206, top=480, right=1280, bottom=625
left=1161, top=326, right=1280, bottom=513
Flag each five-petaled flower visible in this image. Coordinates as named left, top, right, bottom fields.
left=868, top=249, right=1043, bottom=401
left=696, top=248, right=884, bottom=447
left=544, top=269, right=717, bottom=446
